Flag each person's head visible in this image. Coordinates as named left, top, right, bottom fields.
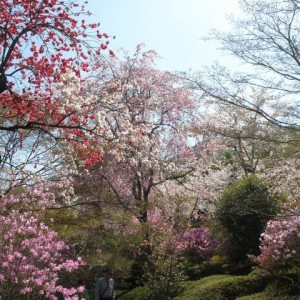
left=103, top=269, right=113, bottom=279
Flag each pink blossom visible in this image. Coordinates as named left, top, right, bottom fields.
left=252, top=211, right=300, bottom=269
left=176, top=227, right=217, bottom=260
left=0, top=186, right=85, bottom=298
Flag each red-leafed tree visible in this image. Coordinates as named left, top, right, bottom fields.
left=0, top=0, right=114, bottom=187
left=0, top=0, right=112, bottom=128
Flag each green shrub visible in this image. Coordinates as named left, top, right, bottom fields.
left=173, top=274, right=268, bottom=300
left=117, top=285, right=155, bottom=300
left=262, top=275, right=300, bottom=297
left=215, top=176, right=277, bottom=263
left=236, top=293, right=300, bottom=300
left=118, top=273, right=300, bottom=300
left=184, top=261, right=224, bottom=280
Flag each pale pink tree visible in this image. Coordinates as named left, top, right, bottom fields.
left=194, top=88, right=287, bottom=175
left=68, top=44, right=201, bottom=223
left=260, top=157, right=300, bottom=203
left=48, top=46, right=228, bottom=286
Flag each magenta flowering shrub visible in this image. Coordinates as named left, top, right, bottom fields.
left=177, top=227, right=217, bottom=261
left=0, top=189, right=85, bottom=300
left=252, top=215, right=300, bottom=269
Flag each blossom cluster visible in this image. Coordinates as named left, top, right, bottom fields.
left=262, top=158, right=300, bottom=201
left=0, top=188, right=85, bottom=299
left=176, top=227, right=217, bottom=260
left=252, top=214, right=300, bottom=269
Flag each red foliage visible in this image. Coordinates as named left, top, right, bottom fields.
left=0, top=0, right=113, bottom=166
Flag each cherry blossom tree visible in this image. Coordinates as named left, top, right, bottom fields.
left=68, top=44, right=201, bottom=223
left=42, top=46, right=230, bottom=288
left=261, top=157, right=300, bottom=203
left=197, top=88, right=291, bottom=174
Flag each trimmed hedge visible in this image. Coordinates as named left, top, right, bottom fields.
left=117, top=286, right=154, bottom=300
left=173, top=274, right=268, bottom=300
left=236, top=293, right=300, bottom=300
left=117, top=272, right=300, bottom=300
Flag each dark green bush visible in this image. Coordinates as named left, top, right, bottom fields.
left=236, top=275, right=300, bottom=300
left=215, top=176, right=277, bottom=263
left=236, top=293, right=300, bottom=300
left=184, top=261, right=224, bottom=280
left=263, top=275, right=300, bottom=297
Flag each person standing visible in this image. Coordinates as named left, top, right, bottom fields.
left=95, top=269, right=115, bottom=300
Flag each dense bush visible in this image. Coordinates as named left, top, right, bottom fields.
left=252, top=214, right=300, bottom=269
left=215, top=176, right=277, bottom=263
left=177, top=227, right=217, bottom=263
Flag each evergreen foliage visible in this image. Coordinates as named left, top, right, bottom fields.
left=215, top=176, right=277, bottom=263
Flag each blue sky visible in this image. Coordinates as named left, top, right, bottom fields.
left=84, top=0, right=241, bottom=71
